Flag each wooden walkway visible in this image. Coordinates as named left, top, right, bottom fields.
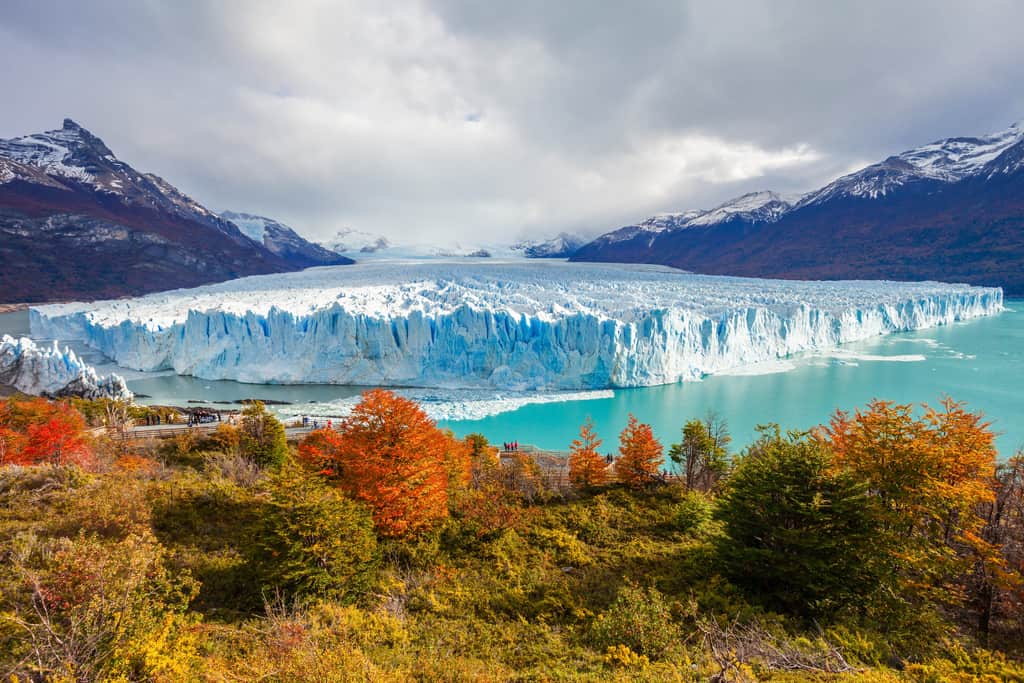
left=115, top=422, right=319, bottom=441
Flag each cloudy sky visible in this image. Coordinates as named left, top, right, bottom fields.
left=2, top=0, right=1023, bottom=244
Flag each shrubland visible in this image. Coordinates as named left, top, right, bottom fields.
left=0, top=392, right=1022, bottom=681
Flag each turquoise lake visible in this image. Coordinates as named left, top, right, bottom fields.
left=3, top=303, right=1022, bottom=456
left=437, top=302, right=1024, bottom=456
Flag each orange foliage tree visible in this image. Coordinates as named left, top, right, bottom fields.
left=448, top=432, right=530, bottom=539
left=297, top=389, right=466, bottom=538
left=0, top=397, right=93, bottom=468
left=615, top=414, right=663, bottom=488
left=820, top=398, right=998, bottom=603
left=569, top=418, right=608, bottom=489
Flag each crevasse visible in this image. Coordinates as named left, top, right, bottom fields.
left=29, top=261, right=1004, bottom=390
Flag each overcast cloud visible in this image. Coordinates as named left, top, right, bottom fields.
left=2, top=0, right=1023, bottom=243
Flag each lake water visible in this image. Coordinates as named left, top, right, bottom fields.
left=3, top=304, right=1022, bottom=456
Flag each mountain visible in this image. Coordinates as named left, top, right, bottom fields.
left=0, top=119, right=351, bottom=303
left=320, top=228, right=392, bottom=255
left=511, top=232, right=588, bottom=258
left=321, top=229, right=589, bottom=260
left=218, top=210, right=351, bottom=268
left=573, top=122, right=1024, bottom=294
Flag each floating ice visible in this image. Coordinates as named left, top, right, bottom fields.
left=276, top=388, right=616, bottom=422
left=30, top=261, right=1003, bottom=390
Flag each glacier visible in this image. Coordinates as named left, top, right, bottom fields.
left=29, top=261, right=1003, bottom=391
left=0, top=335, right=132, bottom=400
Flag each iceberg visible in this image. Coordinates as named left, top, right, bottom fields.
left=0, top=335, right=132, bottom=400
left=275, top=388, right=617, bottom=422
left=29, top=261, right=1003, bottom=391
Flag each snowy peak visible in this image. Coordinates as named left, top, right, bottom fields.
left=0, top=119, right=337, bottom=302
left=573, top=119, right=1024, bottom=294
left=219, top=210, right=352, bottom=268
left=642, top=191, right=797, bottom=231
left=585, top=119, right=1024, bottom=251
left=0, top=118, right=120, bottom=185
left=801, top=121, right=1024, bottom=205
left=321, top=228, right=392, bottom=254
left=591, top=191, right=798, bottom=248
left=679, top=191, right=797, bottom=228
left=511, top=232, right=587, bottom=258
left=0, top=118, right=258, bottom=243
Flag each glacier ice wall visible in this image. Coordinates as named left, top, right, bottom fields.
left=0, top=335, right=132, bottom=400
left=29, top=261, right=1004, bottom=390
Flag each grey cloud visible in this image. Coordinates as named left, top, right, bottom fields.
left=1, top=0, right=1022, bottom=243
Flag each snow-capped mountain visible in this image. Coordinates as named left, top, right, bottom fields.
left=590, top=191, right=797, bottom=248
left=0, top=119, right=351, bottom=303
left=799, top=121, right=1024, bottom=206
left=322, top=228, right=588, bottom=260
left=511, top=232, right=587, bottom=258
left=574, top=121, right=1024, bottom=294
left=320, top=228, right=392, bottom=255
left=0, top=119, right=236, bottom=233
left=219, top=210, right=351, bottom=268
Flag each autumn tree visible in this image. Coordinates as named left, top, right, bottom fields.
left=968, top=454, right=1024, bottom=641
left=669, top=416, right=730, bottom=491
left=464, top=432, right=501, bottom=488
left=0, top=422, right=21, bottom=465
left=297, top=426, right=346, bottom=476
left=0, top=397, right=93, bottom=468
left=448, top=433, right=529, bottom=540
left=442, top=429, right=473, bottom=497
left=615, top=414, right=663, bottom=488
left=4, top=531, right=200, bottom=681
left=820, top=398, right=999, bottom=607
left=569, top=418, right=608, bottom=489
left=297, top=389, right=453, bottom=538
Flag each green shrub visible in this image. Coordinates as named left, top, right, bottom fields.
left=257, top=462, right=379, bottom=602
left=715, top=429, right=886, bottom=618
left=672, top=490, right=712, bottom=534
left=589, top=583, right=681, bottom=660
left=240, top=401, right=289, bottom=468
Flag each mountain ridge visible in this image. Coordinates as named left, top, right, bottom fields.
left=0, top=119, right=351, bottom=303
left=573, top=121, right=1024, bottom=294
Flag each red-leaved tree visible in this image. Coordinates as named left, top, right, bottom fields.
left=297, top=390, right=463, bottom=538
left=0, top=397, right=93, bottom=468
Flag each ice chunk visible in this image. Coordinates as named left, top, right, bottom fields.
left=0, top=335, right=132, bottom=400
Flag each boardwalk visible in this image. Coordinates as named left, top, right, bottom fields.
left=116, top=422, right=320, bottom=441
